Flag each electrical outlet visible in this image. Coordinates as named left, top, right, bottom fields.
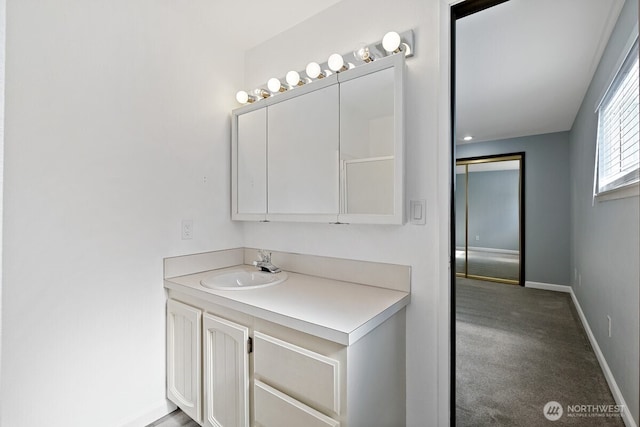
left=475, top=235, right=480, bottom=241
left=578, top=274, right=582, bottom=287
left=607, top=315, right=612, bottom=338
left=574, top=268, right=578, bottom=281
left=182, top=219, right=193, bottom=240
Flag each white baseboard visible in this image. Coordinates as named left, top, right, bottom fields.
left=461, top=246, right=520, bottom=255
left=119, top=400, right=177, bottom=427
left=569, top=290, right=637, bottom=427
left=524, top=280, right=636, bottom=426
left=525, top=281, right=571, bottom=293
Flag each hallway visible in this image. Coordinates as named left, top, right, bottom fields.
left=456, top=278, right=623, bottom=426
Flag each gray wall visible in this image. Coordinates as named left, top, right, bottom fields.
left=568, top=0, right=639, bottom=422
left=456, top=170, right=520, bottom=251
left=457, top=132, right=571, bottom=286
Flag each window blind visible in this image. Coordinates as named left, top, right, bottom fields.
left=596, top=38, right=639, bottom=194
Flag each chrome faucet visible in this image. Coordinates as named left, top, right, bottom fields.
left=253, top=250, right=281, bottom=273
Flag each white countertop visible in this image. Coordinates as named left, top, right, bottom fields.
left=164, top=265, right=410, bottom=345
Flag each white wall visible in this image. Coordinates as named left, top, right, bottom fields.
left=1, top=1, right=243, bottom=426
left=2, top=1, right=453, bottom=426
left=242, top=0, right=448, bottom=425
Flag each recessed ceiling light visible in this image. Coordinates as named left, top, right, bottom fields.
left=463, top=136, right=473, bottom=141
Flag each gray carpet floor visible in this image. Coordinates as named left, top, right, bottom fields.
left=456, top=278, right=624, bottom=426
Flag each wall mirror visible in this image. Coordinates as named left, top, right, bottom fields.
left=268, top=84, right=339, bottom=220
left=340, top=67, right=395, bottom=215
left=235, top=108, right=267, bottom=218
left=455, top=155, right=523, bottom=285
left=231, top=53, right=404, bottom=224
left=337, top=54, right=405, bottom=224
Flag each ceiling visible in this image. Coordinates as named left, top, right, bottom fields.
left=455, top=0, right=625, bottom=144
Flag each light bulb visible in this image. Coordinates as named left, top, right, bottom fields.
left=305, top=62, right=324, bottom=79
left=382, top=31, right=402, bottom=53
left=463, top=136, right=473, bottom=141
left=235, top=90, right=255, bottom=104
left=354, top=45, right=374, bottom=63
left=254, top=88, right=270, bottom=99
left=328, top=54, right=348, bottom=72
left=267, top=78, right=286, bottom=93
left=286, top=70, right=304, bottom=87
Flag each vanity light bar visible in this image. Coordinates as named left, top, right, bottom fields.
left=234, top=29, right=414, bottom=105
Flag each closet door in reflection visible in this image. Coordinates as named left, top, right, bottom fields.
left=455, top=165, right=467, bottom=276
left=456, top=155, right=522, bottom=285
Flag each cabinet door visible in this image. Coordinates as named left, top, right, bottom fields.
left=338, top=54, right=405, bottom=224
left=167, top=299, right=202, bottom=423
left=233, top=107, right=267, bottom=220
left=267, top=85, right=339, bottom=221
left=203, top=313, right=250, bottom=427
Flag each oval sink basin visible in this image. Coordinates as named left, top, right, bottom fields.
left=200, top=269, right=287, bottom=290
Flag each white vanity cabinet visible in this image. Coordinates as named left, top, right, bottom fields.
left=166, top=294, right=406, bottom=427
left=167, top=301, right=250, bottom=427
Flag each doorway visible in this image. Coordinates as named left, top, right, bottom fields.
left=448, top=2, right=513, bottom=423
left=455, top=154, right=524, bottom=285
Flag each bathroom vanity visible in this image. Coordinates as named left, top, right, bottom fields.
left=164, top=248, right=410, bottom=427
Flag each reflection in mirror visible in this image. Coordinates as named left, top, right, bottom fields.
left=455, top=165, right=467, bottom=275
left=456, top=157, right=521, bottom=285
left=339, top=67, right=395, bottom=214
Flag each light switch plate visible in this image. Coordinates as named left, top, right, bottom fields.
left=409, top=200, right=426, bottom=225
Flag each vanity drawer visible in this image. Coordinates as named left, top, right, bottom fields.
left=254, top=380, right=339, bottom=427
left=253, top=332, right=340, bottom=414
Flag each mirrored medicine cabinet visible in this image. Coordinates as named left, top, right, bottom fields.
left=231, top=53, right=405, bottom=225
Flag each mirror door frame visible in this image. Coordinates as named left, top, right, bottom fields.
left=449, top=0, right=512, bottom=424
left=455, top=153, right=525, bottom=286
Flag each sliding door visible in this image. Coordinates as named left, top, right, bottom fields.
left=455, top=166, right=468, bottom=276
left=456, top=154, right=524, bottom=285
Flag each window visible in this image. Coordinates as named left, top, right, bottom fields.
left=595, top=37, right=639, bottom=196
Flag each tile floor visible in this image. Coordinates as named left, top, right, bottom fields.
left=146, top=409, right=198, bottom=427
